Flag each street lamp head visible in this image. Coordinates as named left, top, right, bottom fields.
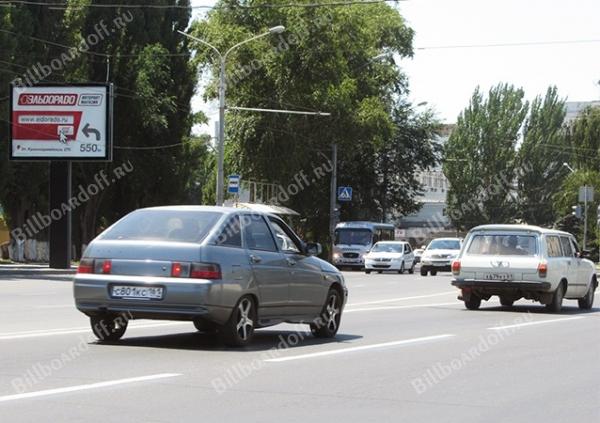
left=269, top=25, right=285, bottom=34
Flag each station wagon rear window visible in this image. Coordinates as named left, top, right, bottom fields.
left=466, top=234, right=538, bottom=256
left=101, top=210, right=222, bottom=243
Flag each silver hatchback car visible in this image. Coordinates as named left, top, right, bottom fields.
left=74, top=206, right=347, bottom=346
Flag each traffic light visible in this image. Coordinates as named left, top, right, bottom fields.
left=572, top=205, right=582, bottom=219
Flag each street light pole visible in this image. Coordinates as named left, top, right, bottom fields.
left=329, top=143, right=338, bottom=259
left=178, top=26, right=285, bottom=205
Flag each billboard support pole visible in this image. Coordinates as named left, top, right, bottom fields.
left=49, top=161, right=72, bottom=269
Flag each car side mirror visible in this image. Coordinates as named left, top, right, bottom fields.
left=578, top=250, right=591, bottom=259
left=305, top=242, right=322, bottom=256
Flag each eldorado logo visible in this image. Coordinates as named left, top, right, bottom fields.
left=18, top=94, right=78, bottom=106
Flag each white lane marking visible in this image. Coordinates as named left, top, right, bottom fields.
left=345, top=302, right=459, bottom=313
left=347, top=291, right=456, bottom=306
left=0, top=373, right=181, bottom=403
left=0, top=322, right=189, bottom=340
left=488, top=316, right=586, bottom=331
left=264, top=334, right=455, bottom=363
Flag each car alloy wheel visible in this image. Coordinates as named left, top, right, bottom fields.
left=221, top=296, right=256, bottom=347
left=311, top=288, right=342, bottom=338
left=236, top=298, right=254, bottom=341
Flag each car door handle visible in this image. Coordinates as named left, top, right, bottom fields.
left=286, top=258, right=296, bottom=266
left=249, top=254, right=262, bottom=264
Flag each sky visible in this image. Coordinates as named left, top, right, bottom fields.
left=190, top=0, right=600, bottom=134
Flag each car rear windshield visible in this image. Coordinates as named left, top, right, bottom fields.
left=371, top=243, right=403, bottom=253
left=466, top=234, right=538, bottom=256
left=428, top=239, right=461, bottom=250
left=101, top=210, right=222, bottom=243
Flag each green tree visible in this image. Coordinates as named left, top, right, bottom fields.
left=566, top=106, right=600, bottom=171
left=0, top=0, right=205, bottom=258
left=553, top=169, right=600, bottom=252
left=516, top=86, right=568, bottom=226
left=443, top=83, right=529, bottom=230
left=191, top=0, right=438, bottom=241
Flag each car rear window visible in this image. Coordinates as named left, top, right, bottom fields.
left=428, top=239, right=461, bottom=250
left=101, top=210, right=222, bottom=243
left=466, top=234, right=538, bottom=256
left=371, top=243, right=404, bottom=253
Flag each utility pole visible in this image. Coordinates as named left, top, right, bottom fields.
left=583, top=185, right=589, bottom=250
left=329, top=143, right=338, bottom=259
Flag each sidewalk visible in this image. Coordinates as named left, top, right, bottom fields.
left=0, top=264, right=76, bottom=281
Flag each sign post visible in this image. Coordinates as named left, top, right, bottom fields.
left=10, top=83, right=113, bottom=268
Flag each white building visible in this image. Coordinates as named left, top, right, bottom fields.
left=564, top=101, right=600, bottom=124
left=396, top=124, right=456, bottom=246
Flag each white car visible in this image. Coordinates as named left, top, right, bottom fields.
left=451, top=224, right=597, bottom=312
left=420, top=238, right=462, bottom=276
left=364, top=241, right=415, bottom=274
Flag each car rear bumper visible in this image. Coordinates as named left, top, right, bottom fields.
left=452, top=279, right=552, bottom=291
left=73, top=274, right=230, bottom=324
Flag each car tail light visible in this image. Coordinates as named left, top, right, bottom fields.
left=451, top=260, right=461, bottom=275
left=101, top=259, right=112, bottom=274
left=537, top=262, right=547, bottom=278
left=171, top=262, right=183, bottom=277
left=77, top=258, right=94, bottom=274
left=190, top=263, right=221, bottom=280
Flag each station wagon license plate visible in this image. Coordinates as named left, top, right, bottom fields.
left=484, top=273, right=513, bottom=281
left=111, top=285, right=164, bottom=300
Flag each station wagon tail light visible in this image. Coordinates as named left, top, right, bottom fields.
left=538, top=262, right=548, bottom=278
left=190, top=263, right=221, bottom=280
left=451, top=260, right=461, bottom=275
left=77, top=258, right=94, bottom=274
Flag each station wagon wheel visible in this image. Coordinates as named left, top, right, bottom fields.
left=90, top=314, right=128, bottom=342
left=546, top=283, right=565, bottom=313
left=464, top=294, right=481, bottom=310
left=220, top=296, right=256, bottom=347
left=578, top=280, right=595, bottom=310
left=311, top=288, right=342, bottom=338
left=499, top=296, right=514, bottom=307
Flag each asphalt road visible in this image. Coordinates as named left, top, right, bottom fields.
left=0, top=268, right=599, bottom=423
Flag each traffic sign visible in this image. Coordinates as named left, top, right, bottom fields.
left=9, top=83, right=113, bottom=161
left=337, top=186, right=352, bottom=202
left=578, top=186, right=594, bottom=202
left=228, top=174, right=241, bottom=193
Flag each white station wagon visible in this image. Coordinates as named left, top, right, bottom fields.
left=451, top=225, right=597, bottom=312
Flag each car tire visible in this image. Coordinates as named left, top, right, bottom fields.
left=311, top=288, right=343, bottom=338
left=546, top=283, right=565, bottom=313
left=377, top=270, right=383, bottom=274
left=499, top=297, right=514, bottom=307
left=398, top=262, right=405, bottom=274
left=90, top=314, right=128, bottom=342
left=365, top=269, right=371, bottom=274
left=578, top=281, right=596, bottom=310
left=430, top=270, right=438, bottom=276
left=464, top=295, right=481, bottom=310
left=408, top=262, right=415, bottom=274
left=420, top=268, right=428, bottom=276
left=220, top=295, right=257, bottom=347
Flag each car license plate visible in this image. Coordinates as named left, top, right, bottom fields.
left=111, top=285, right=163, bottom=300
left=484, top=273, right=513, bottom=281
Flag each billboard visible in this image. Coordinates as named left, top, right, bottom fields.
left=9, top=84, right=113, bottom=161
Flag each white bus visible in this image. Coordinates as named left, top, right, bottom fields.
left=332, top=221, right=395, bottom=269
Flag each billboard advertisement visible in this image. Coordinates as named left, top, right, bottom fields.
left=9, top=84, right=113, bottom=161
